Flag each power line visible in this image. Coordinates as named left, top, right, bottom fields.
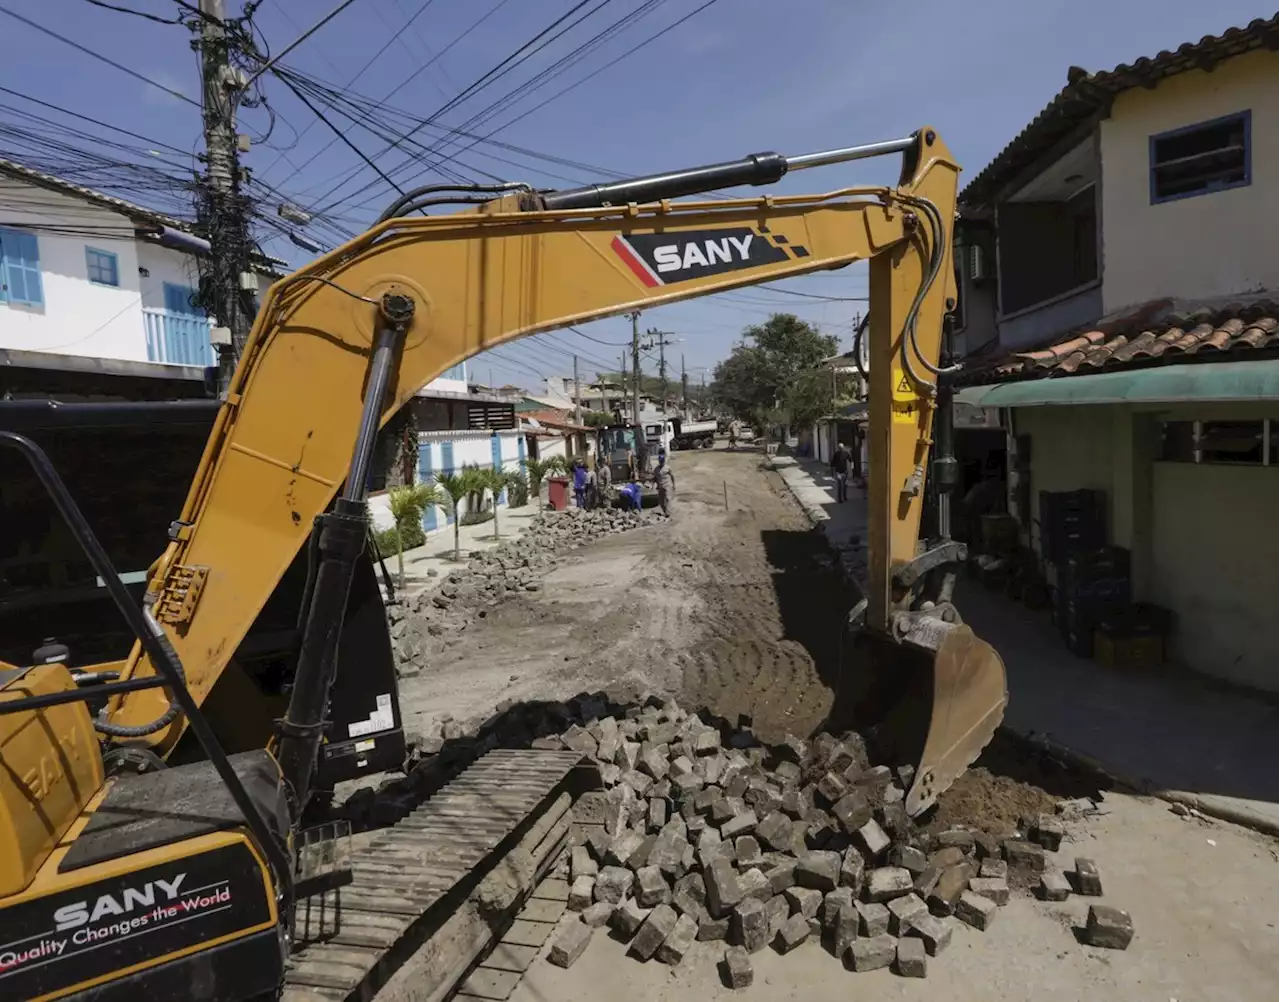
left=305, top=0, right=610, bottom=213
left=753, top=285, right=868, bottom=302
left=82, top=0, right=182, bottom=25
left=243, top=0, right=370, bottom=89
left=269, top=69, right=406, bottom=195
left=564, top=325, right=630, bottom=348
left=432, top=0, right=724, bottom=186
left=269, top=0, right=515, bottom=197
left=0, top=5, right=201, bottom=107
left=256, top=0, right=442, bottom=179
left=328, top=0, right=728, bottom=216
left=406, top=0, right=670, bottom=178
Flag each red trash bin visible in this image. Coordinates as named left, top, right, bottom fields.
left=547, top=475, right=570, bottom=511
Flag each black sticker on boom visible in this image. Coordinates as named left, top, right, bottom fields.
left=612, top=228, right=791, bottom=286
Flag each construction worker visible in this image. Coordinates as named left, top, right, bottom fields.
left=572, top=458, right=588, bottom=509
left=620, top=480, right=643, bottom=511
left=597, top=454, right=612, bottom=501
left=654, top=450, right=676, bottom=517
left=585, top=457, right=600, bottom=509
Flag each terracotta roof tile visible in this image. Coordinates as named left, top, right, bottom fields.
left=969, top=297, right=1278, bottom=383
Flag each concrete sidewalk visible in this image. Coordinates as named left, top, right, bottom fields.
left=382, top=504, right=542, bottom=601
left=769, top=452, right=1279, bottom=833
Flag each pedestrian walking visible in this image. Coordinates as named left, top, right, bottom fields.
left=728, top=423, right=738, bottom=451
left=830, top=441, right=852, bottom=503
left=654, top=450, right=676, bottom=518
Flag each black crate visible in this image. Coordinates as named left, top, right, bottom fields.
left=1040, top=490, right=1107, bottom=563
left=1062, top=546, right=1131, bottom=584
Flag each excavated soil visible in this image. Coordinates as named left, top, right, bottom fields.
left=397, top=447, right=1095, bottom=823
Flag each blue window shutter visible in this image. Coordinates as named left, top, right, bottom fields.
left=419, top=442, right=437, bottom=531
left=0, top=227, right=43, bottom=306
left=164, top=282, right=204, bottom=316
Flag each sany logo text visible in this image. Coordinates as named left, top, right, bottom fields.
left=53, top=874, right=187, bottom=931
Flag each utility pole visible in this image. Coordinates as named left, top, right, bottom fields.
left=681, top=354, right=689, bottom=416
left=196, top=0, right=255, bottom=397
left=641, top=330, right=678, bottom=417
left=620, top=352, right=629, bottom=422
left=573, top=354, right=582, bottom=426
left=629, top=311, right=641, bottom=425
left=658, top=333, right=667, bottom=417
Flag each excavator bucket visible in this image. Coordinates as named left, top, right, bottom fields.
left=832, top=620, right=1008, bottom=818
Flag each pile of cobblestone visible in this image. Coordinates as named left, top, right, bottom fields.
left=540, top=698, right=1133, bottom=983
left=388, top=508, right=657, bottom=674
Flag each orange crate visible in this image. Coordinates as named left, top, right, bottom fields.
left=1094, top=631, right=1163, bottom=669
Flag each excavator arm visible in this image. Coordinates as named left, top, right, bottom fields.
left=105, top=127, right=1003, bottom=815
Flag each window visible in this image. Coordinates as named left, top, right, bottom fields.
left=85, top=247, right=119, bottom=287
left=1160, top=419, right=1272, bottom=465
left=1150, top=111, right=1251, bottom=204
left=0, top=226, right=43, bottom=307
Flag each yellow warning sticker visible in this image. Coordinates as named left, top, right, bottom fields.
left=892, top=369, right=919, bottom=424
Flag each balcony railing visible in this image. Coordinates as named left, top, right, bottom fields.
left=143, top=307, right=216, bottom=367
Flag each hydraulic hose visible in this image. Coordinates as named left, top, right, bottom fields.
left=93, top=606, right=185, bottom=738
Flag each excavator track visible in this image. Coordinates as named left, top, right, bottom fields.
left=283, top=749, right=583, bottom=1002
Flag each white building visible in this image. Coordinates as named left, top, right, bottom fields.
left=0, top=157, right=285, bottom=367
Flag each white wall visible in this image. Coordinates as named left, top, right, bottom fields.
left=1100, top=49, right=1278, bottom=311
left=136, top=242, right=204, bottom=312
left=0, top=180, right=147, bottom=360
left=1016, top=406, right=1121, bottom=553
left=1150, top=461, right=1277, bottom=691
left=369, top=429, right=526, bottom=535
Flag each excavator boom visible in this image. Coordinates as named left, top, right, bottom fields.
left=0, top=126, right=1008, bottom=1002
left=99, top=127, right=1004, bottom=813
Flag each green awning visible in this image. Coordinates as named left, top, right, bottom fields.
left=955, top=359, right=1278, bottom=408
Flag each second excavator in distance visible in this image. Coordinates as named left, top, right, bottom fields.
left=0, top=126, right=1007, bottom=1002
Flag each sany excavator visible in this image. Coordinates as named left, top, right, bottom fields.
left=0, top=128, right=1006, bottom=1001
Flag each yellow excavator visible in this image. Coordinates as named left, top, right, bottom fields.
left=0, top=127, right=1006, bottom=1001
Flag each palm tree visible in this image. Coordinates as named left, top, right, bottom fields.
left=524, top=457, right=554, bottom=502
left=386, top=482, right=441, bottom=587
left=434, top=469, right=478, bottom=562
left=473, top=467, right=516, bottom=539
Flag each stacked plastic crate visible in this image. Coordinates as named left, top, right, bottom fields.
left=1040, top=490, right=1131, bottom=656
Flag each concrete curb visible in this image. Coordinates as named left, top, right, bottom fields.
left=766, top=453, right=1280, bottom=840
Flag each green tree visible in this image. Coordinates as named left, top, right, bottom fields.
left=582, top=410, right=613, bottom=427
left=710, top=314, right=838, bottom=428
left=434, top=469, right=480, bottom=562
left=524, top=457, right=554, bottom=499
left=784, top=367, right=860, bottom=429
left=473, top=466, right=515, bottom=539
left=386, top=482, right=441, bottom=586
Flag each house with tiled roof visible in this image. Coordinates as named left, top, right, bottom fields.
left=949, top=16, right=1277, bottom=693
left=0, top=156, right=288, bottom=371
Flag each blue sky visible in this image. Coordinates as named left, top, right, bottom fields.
left=0, top=0, right=1269, bottom=390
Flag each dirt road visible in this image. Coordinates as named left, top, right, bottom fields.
left=396, top=446, right=1277, bottom=1002
left=397, top=446, right=846, bottom=742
